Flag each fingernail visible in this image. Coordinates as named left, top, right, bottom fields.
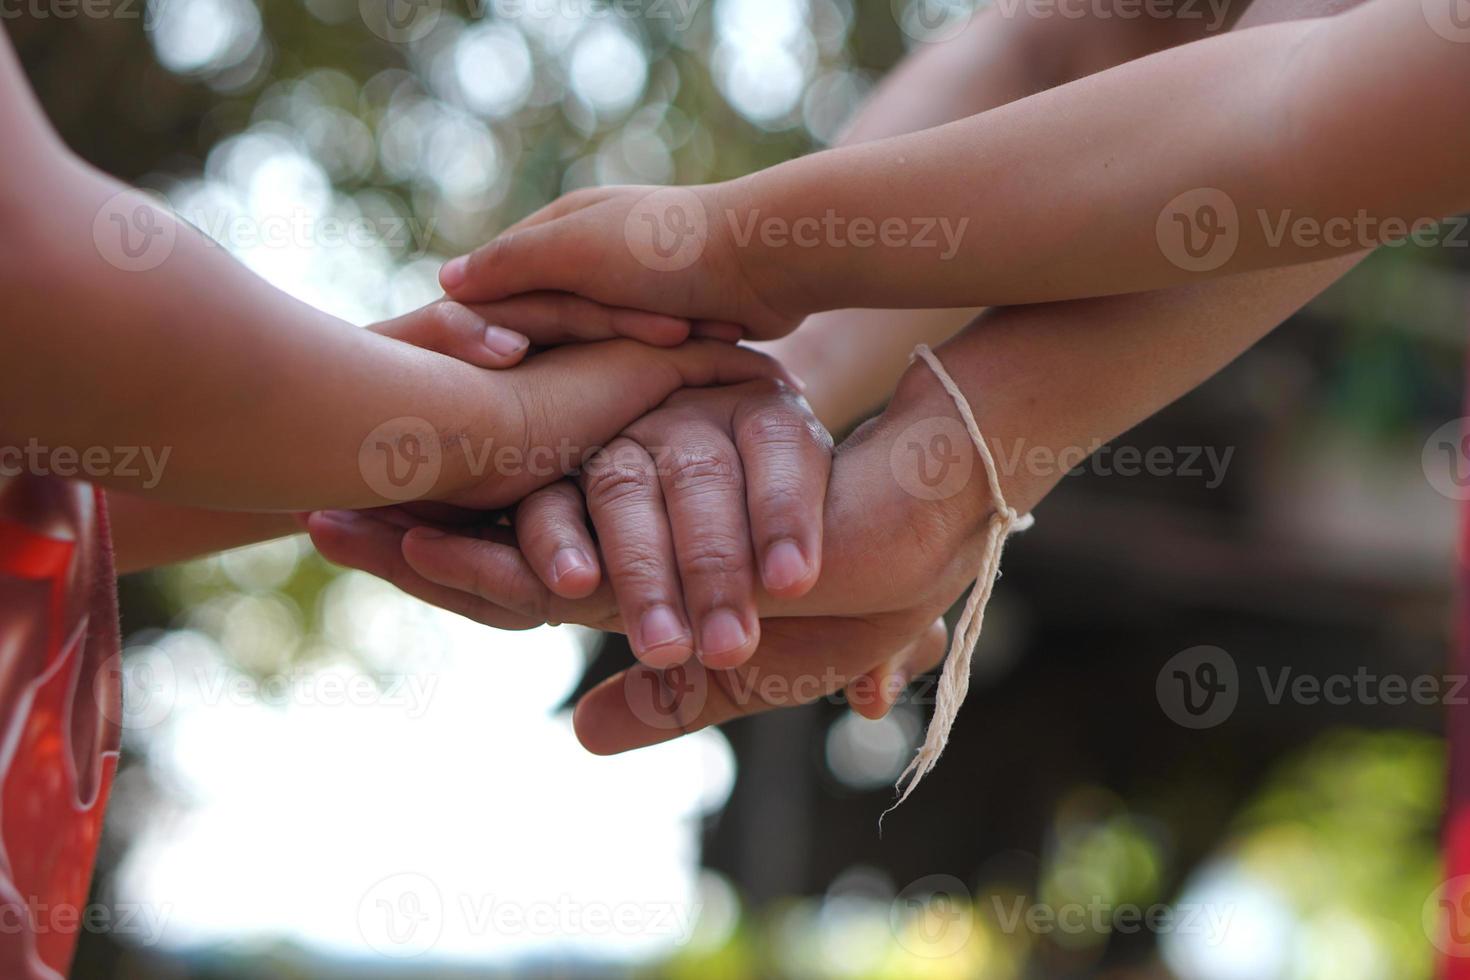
left=762, top=538, right=810, bottom=592
left=638, top=606, right=690, bottom=658
left=699, top=608, right=750, bottom=661
left=484, top=325, right=528, bottom=357
left=316, top=509, right=361, bottom=527
left=440, top=255, right=468, bottom=290
left=409, top=526, right=446, bottom=540
left=551, top=547, right=592, bottom=584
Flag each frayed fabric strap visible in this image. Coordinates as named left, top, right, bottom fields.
left=889, top=345, right=1034, bottom=813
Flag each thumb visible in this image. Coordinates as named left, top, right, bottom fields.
left=369, top=300, right=530, bottom=368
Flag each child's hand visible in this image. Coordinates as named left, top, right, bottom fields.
left=436, top=184, right=800, bottom=342
left=355, top=296, right=796, bottom=510
left=368, top=292, right=713, bottom=367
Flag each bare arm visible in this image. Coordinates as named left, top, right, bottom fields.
left=763, top=0, right=1245, bottom=427
left=744, top=0, right=1466, bottom=316
left=0, top=31, right=781, bottom=515
left=439, top=0, right=1460, bottom=335
left=772, top=0, right=1375, bottom=429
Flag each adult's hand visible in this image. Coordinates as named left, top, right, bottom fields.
left=309, top=353, right=1027, bottom=750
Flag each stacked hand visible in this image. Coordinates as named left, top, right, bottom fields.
left=436, top=183, right=804, bottom=342
left=309, top=341, right=1017, bottom=754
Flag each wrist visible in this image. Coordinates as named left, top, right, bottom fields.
left=707, top=173, right=824, bottom=334
left=880, top=360, right=1001, bottom=554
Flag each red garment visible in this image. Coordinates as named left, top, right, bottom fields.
left=0, top=477, right=121, bottom=979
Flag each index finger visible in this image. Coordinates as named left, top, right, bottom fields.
left=571, top=613, right=925, bottom=755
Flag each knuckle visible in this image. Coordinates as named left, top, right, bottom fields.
left=663, top=446, right=740, bottom=493
left=679, top=539, right=749, bottom=583
left=431, top=301, right=478, bottom=338
left=739, top=397, right=829, bottom=449
left=583, top=448, right=658, bottom=510
left=604, top=550, right=671, bottom=593
left=749, top=481, right=812, bottom=522
left=477, top=233, right=516, bottom=270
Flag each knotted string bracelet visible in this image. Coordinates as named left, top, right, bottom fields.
left=885, top=345, right=1035, bottom=817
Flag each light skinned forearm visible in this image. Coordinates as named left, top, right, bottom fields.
left=762, top=2, right=1229, bottom=430
left=736, top=0, right=1466, bottom=318
left=910, top=257, right=1368, bottom=533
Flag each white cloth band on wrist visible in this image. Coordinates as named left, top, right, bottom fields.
left=887, top=344, right=1035, bottom=816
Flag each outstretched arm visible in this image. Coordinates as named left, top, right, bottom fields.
left=439, top=0, right=1463, bottom=337
left=0, top=30, right=782, bottom=514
